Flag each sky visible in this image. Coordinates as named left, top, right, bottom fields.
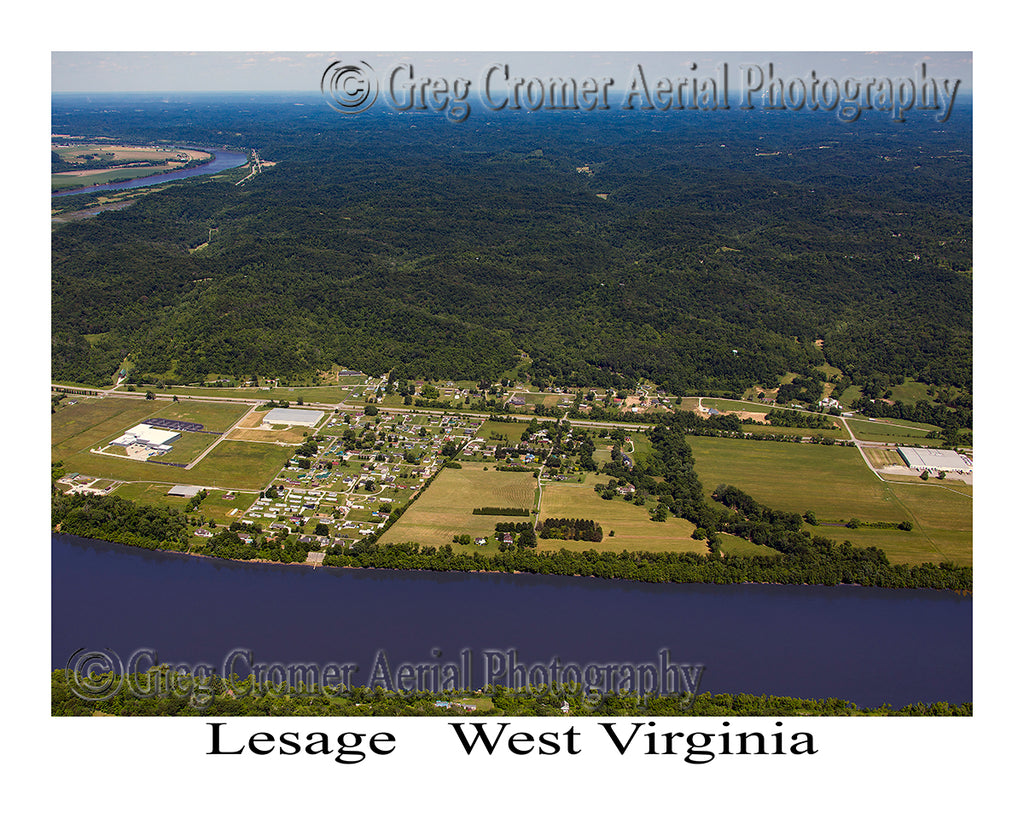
left=51, top=51, right=973, bottom=95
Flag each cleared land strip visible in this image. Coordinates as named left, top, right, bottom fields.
left=185, top=405, right=256, bottom=468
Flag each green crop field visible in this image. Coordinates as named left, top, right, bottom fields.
left=538, top=474, right=702, bottom=553
left=688, top=436, right=971, bottom=566
left=381, top=463, right=538, bottom=548
left=690, top=437, right=897, bottom=520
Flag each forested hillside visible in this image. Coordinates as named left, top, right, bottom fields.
left=52, top=97, right=971, bottom=397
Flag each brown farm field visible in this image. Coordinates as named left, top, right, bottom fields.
left=381, top=463, right=537, bottom=549
left=538, top=474, right=703, bottom=553
left=226, top=409, right=308, bottom=443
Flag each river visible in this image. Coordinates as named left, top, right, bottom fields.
left=51, top=148, right=249, bottom=198
left=50, top=534, right=971, bottom=707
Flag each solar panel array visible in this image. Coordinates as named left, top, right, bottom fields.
left=145, top=418, right=204, bottom=432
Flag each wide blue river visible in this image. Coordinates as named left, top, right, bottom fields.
left=51, top=148, right=248, bottom=198
left=51, top=534, right=972, bottom=707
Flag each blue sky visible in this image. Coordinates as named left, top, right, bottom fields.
left=52, top=51, right=971, bottom=95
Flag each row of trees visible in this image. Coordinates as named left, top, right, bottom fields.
left=323, top=541, right=971, bottom=590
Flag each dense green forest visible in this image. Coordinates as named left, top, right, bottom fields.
left=52, top=96, right=971, bottom=399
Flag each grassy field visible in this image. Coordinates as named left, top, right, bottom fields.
left=815, top=364, right=844, bottom=380
left=476, top=419, right=528, bottom=442
left=836, top=385, right=864, bottom=406
left=112, top=482, right=187, bottom=510
left=58, top=431, right=286, bottom=490
left=517, top=392, right=565, bottom=408
left=144, top=400, right=251, bottom=432
left=688, top=436, right=971, bottom=566
left=690, top=438, right=898, bottom=521
left=52, top=396, right=155, bottom=461
left=538, top=474, right=702, bottom=553
left=715, top=532, right=782, bottom=557
left=381, top=463, right=538, bottom=548
left=742, top=423, right=850, bottom=439
left=176, top=441, right=290, bottom=489
left=846, top=418, right=944, bottom=443
left=138, top=430, right=218, bottom=463
left=886, top=380, right=936, bottom=405
left=52, top=396, right=250, bottom=459
left=112, top=483, right=259, bottom=523
left=52, top=396, right=251, bottom=466
left=703, top=398, right=773, bottom=414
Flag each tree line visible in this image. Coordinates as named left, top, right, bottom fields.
left=49, top=669, right=970, bottom=717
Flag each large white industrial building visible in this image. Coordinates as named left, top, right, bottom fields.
left=897, top=447, right=973, bottom=473
left=264, top=408, right=325, bottom=427
left=111, top=423, right=181, bottom=449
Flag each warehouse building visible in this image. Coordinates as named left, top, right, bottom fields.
left=110, top=423, right=180, bottom=449
left=264, top=408, right=325, bottom=427
left=897, top=447, right=973, bottom=473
